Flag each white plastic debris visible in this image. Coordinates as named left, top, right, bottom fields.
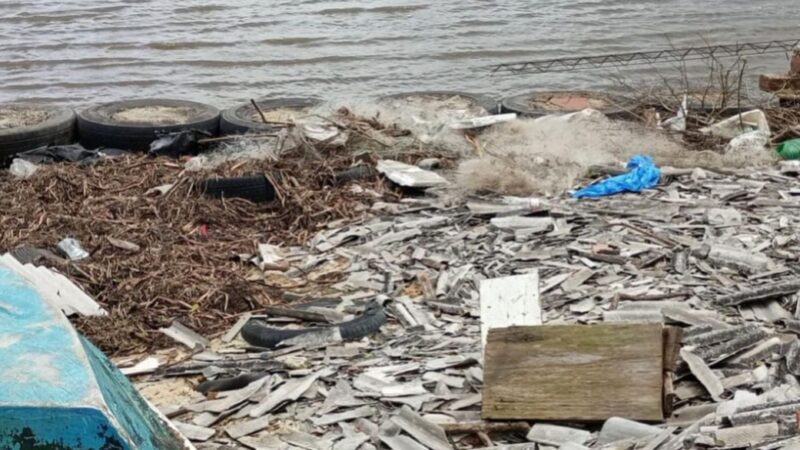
left=502, top=196, right=545, bottom=211
left=9, top=158, right=38, bottom=179
left=57, top=237, right=90, bottom=261
left=450, top=113, right=517, bottom=130
left=532, top=108, right=606, bottom=125
left=700, top=110, right=771, bottom=140
left=376, top=160, right=448, bottom=188
left=660, top=95, right=688, bottom=131
left=725, top=130, right=770, bottom=156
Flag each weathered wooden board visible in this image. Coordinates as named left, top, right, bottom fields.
left=479, top=272, right=541, bottom=347
left=482, top=324, right=664, bottom=422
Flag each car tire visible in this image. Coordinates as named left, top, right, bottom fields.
left=501, top=91, right=634, bottom=119
left=0, top=104, right=75, bottom=165
left=220, top=97, right=322, bottom=135
left=200, top=175, right=276, bottom=203
left=380, top=91, right=498, bottom=115
left=240, top=302, right=387, bottom=349
left=77, top=99, right=220, bottom=151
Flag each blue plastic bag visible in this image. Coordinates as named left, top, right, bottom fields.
left=572, top=155, right=660, bottom=199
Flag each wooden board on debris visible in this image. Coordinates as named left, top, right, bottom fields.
left=482, top=324, right=665, bottom=422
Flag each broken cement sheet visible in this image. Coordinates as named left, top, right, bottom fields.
left=527, top=424, right=590, bottom=447
left=0, top=253, right=106, bottom=316
left=159, top=321, right=210, bottom=350
left=680, top=348, right=723, bottom=402
left=133, top=164, right=800, bottom=449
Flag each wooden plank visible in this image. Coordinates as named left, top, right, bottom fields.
left=479, top=272, right=541, bottom=347
left=482, top=324, right=664, bottom=422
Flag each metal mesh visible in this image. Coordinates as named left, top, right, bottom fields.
left=492, top=39, right=800, bottom=75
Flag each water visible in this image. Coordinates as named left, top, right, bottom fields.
left=0, top=0, right=798, bottom=108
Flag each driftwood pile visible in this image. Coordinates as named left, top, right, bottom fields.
left=0, top=151, right=393, bottom=354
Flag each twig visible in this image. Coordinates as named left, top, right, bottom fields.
left=618, top=290, right=692, bottom=301
left=441, top=421, right=531, bottom=434
left=250, top=99, right=294, bottom=127
left=310, top=113, right=390, bottom=148
left=251, top=98, right=269, bottom=124
left=198, top=134, right=278, bottom=144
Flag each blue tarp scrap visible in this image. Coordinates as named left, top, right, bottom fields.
left=572, top=155, right=661, bottom=199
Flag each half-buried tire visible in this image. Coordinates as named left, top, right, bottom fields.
left=501, top=91, right=634, bottom=119
left=220, top=97, right=321, bottom=135
left=201, top=174, right=276, bottom=204
left=241, top=302, right=387, bottom=349
left=0, top=104, right=75, bottom=165
left=379, top=91, right=498, bottom=115
left=77, top=99, right=220, bottom=151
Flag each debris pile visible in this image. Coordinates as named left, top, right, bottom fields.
left=0, top=150, right=393, bottom=354
left=126, top=163, right=800, bottom=449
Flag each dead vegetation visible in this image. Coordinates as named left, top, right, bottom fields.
left=0, top=151, right=394, bottom=355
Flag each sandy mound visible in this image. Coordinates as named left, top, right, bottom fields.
left=112, top=106, right=193, bottom=125
left=0, top=108, right=48, bottom=129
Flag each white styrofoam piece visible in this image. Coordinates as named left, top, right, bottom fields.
left=479, top=271, right=541, bottom=347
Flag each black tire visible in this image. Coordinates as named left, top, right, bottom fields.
left=241, top=302, right=387, bottom=349
left=195, top=373, right=268, bottom=394
left=77, top=99, right=220, bottom=151
left=380, top=91, right=498, bottom=115
left=332, top=165, right=377, bottom=186
left=220, top=97, right=322, bottom=135
left=0, top=104, right=75, bottom=165
left=501, top=91, right=634, bottom=119
left=200, top=174, right=276, bottom=203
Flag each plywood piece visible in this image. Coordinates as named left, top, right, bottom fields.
left=482, top=324, right=664, bottom=422
left=479, top=272, right=541, bottom=347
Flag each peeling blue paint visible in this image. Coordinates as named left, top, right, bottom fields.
left=81, top=338, right=186, bottom=450
left=0, top=264, right=189, bottom=450
left=0, top=266, right=93, bottom=405
left=0, top=407, right=126, bottom=449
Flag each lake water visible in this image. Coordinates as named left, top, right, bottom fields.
left=1, top=0, right=798, bottom=108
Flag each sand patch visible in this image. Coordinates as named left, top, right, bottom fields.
left=525, top=92, right=614, bottom=112
left=0, top=108, right=48, bottom=129
left=136, top=377, right=200, bottom=408
left=249, top=107, right=312, bottom=123
left=112, top=106, right=193, bottom=125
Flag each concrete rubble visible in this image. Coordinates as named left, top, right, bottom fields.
left=122, top=164, right=800, bottom=449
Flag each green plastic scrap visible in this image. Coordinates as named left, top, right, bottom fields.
left=777, top=139, right=800, bottom=160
